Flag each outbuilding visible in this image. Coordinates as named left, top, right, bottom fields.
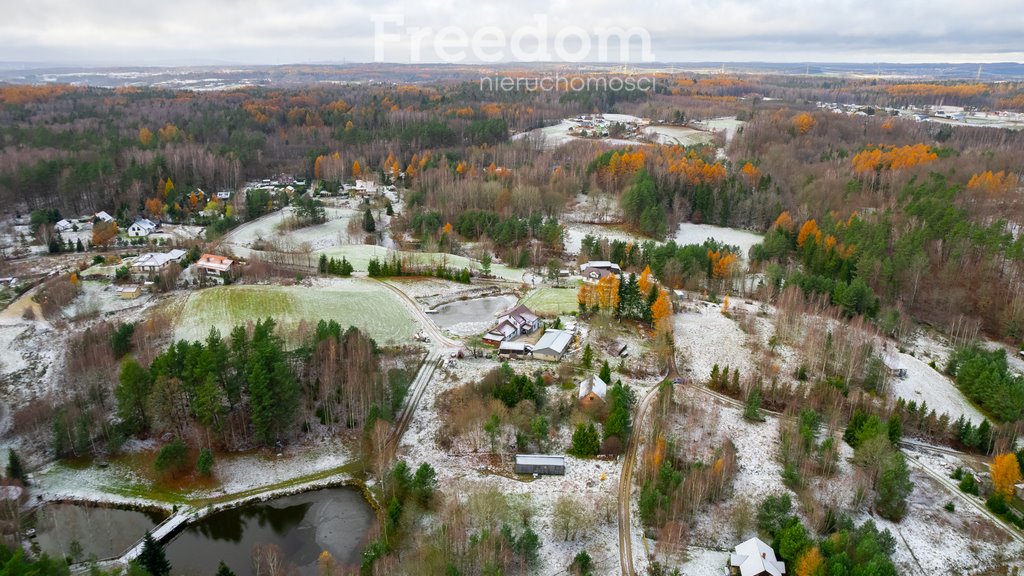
left=531, top=329, right=573, bottom=361
left=514, top=454, right=565, bottom=476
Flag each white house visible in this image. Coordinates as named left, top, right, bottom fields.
left=579, top=261, right=622, bottom=283
left=54, top=219, right=73, bottom=233
left=127, top=218, right=158, bottom=237
left=531, top=329, right=573, bottom=362
left=95, top=211, right=114, bottom=223
left=132, top=249, right=186, bottom=273
left=578, top=374, right=608, bottom=403
left=729, top=538, right=786, bottom=576
left=483, top=305, right=540, bottom=346
left=195, top=253, right=235, bottom=281
left=216, top=190, right=233, bottom=200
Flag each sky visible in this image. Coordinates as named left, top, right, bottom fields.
left=1, top=0, right=1023, bottom=66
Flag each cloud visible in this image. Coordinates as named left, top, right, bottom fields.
left=1, top=0, right=1022, bottom=65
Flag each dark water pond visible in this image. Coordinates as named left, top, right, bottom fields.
left=164, top=487, right=373, bottom=576
left=430, top=294, right=517, bottom=329
left=32, top=503, right=166, bottom=561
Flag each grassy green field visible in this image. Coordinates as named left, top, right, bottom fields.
left=519, top=284, right=580, bottom=316
left=172, top=279, right=419, bottom=345
left=317, top=245, right=527, bottom=282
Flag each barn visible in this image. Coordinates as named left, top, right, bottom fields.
left=514, top=454, right=566, bottom=476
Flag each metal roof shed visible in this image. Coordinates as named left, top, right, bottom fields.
left=514, top=454, right=566, bottom=476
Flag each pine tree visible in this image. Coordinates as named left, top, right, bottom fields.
left=138, top=532, right=171, bottom=576
left=215, top=561, right=236, bottom=576
left=599, top=360, right=611, bottom=384
left=581, top=344, right=594, bottom=369
left=362, top=209, right=376, bottom=232
left=6, top=448, right=25, bottom=483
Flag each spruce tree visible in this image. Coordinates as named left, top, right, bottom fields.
left=138, top=532, right=171, bottom=576
left=6, top=449, right=25, bottom=483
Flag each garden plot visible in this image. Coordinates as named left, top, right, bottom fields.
left=171, top=278, right=419, bottom=345
left=520, top=286, right=580, bottom=317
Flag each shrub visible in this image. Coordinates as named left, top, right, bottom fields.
left=154, top=438, right=189, bottom=477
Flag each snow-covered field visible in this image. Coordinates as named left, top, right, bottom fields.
left=221, top=205, right=363, bottom=255
left=643, top=125, right=713, bottom=147
left=563, top=222, right=654, bottom=255
left=673, top=223, right=763, bottom=260
left=317, top=245, right=528, bottom=283
left=885, top=349, right=986, bottom=424
left=674, top=302, right=754, bottom=383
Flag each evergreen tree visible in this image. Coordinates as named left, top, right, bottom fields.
left=362, top=209, right=376, bottom=232
left=138, top=532, right=171, bottom=576
left=116, top=357, right=152, bottom=433
left=599, top=360, right=611, bottom=384
left=6, top=448, right=25, bottom=483
left=876, top=453, right=913, bottom=521
left=215, top=561, right=236, bottom=576
left=581, top=344, right=593, bottom=369
left=569, top=423, right=601, bottom=457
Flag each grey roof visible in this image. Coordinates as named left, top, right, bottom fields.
left=499, top=341, right=528, bottom=352
left=532, top=329, right=573, bottom=356
left=731, top=537, right=786, bottom=576
left=515, top=454, right=565, bottom=466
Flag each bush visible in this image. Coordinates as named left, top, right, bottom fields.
left=569, top=423, right=601, bottom=458
left=196, top=448, right=214, bottom=476
left=959, top=472, right=979, bottom=496
left=154, top=438, right=189, bottom=477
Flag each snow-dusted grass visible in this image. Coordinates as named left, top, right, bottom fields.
left=520, top=286, right=581, bottom=317
left=317, top=245, right=527, bottom=282
left=673, top=223, right=763, bottom=260
left=674, top=302, right=754, bottom=383
left=563, top=223, right=654, bottom=255
left=171, top=278, right=419, bottom=345
left=643, top=125, right=713, bottom=146
left=885, top=349, right=986, bottom=425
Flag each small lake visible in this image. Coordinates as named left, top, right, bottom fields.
left=429, top=294, right=517, bottom=335
left=164, top=487, right=373, bottom=576
left=31, top=503, right=166, bottom=561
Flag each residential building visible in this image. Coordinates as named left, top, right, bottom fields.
left=94, top=211, right=114, bottom=223
left=132, top=249, right=186, bottom=273
left=514, top=454, right=565, bottom=475
left=729, top=538, right=786, bottom=576
left=127, top=218, right=158, bottom=237
left=578, top=374, right=608, bottom=408
left=531, top=329, right=573, bottom=361
left=579, top=261, right=622, bottom=283
left=54, top=219, right=73, bottom=233
left=195, top=253, right=235, bottom=281
left=482, top=304, right=540, bottom=346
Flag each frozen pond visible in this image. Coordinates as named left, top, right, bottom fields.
left=429, top=294, right=517, bottom=336
left=165, top=487, right=373, bottom=576
left=31, top=503, right=166, bottom=561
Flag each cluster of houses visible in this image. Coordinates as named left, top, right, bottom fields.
left=53, top=211, right=115, bottom=234
left=481, top=304, right=575, bottom=362
left=114, top=250, right=236, bottom=299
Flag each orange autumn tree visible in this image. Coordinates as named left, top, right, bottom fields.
left=92, top=221, right=119, bottom=247
left=793, top=113, right=817, bottom=134
left=773, top=211, right=795, bottom=234
left=352, top=160, right=362, bottom=177
left=708, top=250, right=738, bottom=279
left=794, top=547, right=823, bottom=576
left=992, top=453, right=1021, bottom=499
left=138, top=127, right=153, bottom=146
left=145, top=197, right=165, bottom=220
left=796, top=220, right=821, bottom=248
left=967, top=170, right=1019, bottom=199
left=740, top=162, right=761, bottom=189
left=651, top=288, right=672, bottom=329
left=638, top=265, right=654, bottom=295
left=852, top=144, right=938, bottom=176
left=595, top=274, right=620, bottom=310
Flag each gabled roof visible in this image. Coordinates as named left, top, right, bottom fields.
left=130, top=218, right=157, bottom=231
left=132, top=249, right=186, bottom=269
left=532, top=329, right=573, bottom=356
left=730, top=538, right=786, bottom=576
left=580, top=261, right=621, bottom=273
left=578, top=374, right=608, bottom=400
left=95, top=211, right=114, bottom=222
left=515, top=454, right=564, bottom=466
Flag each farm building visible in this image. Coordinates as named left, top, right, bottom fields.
left=531, top=329, right=573, bottom=361
left=132, top=249, right=186, bottom=273
left=482, top=304, right=540, bottom=346
left=729, top=537, right=786, bottom=576
left=578, top=374, right=608, bottom=409
left=94, top=211, right=114, bottom=223
left=498, top=341, right=530, bottom=358
left=196, top=253, right=236, bottom=281
left=54, top=219, right=73, bottom=233
left=514, top=454, right=565, bottom=475
left=115, top=285, right=142, bottom=299
left=127, top=218, right=158, bottom=237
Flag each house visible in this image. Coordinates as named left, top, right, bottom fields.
left=498, top=341, right=530, bottom=358
left=531, top=329, right=573, bottom=361
left=127, top=218, right=158, bottom=237
left=514, top=454, right=565, bottom=476
left=216, top=190, right=233, bottom=200
left=354, top=179, right=377, bottom=195
left=195, top=253, right=235, bottom=281
left=55, top=219, right=73, bottom=233
left=579, top=261, right=621, bottom=283
left=115, top=285, right=142, bottom=299
left=729, top=538, right=786, bottom=576
left=482, top=304, right=541, bottom=346
left=95, top=211, right=114, bottom=223
left=578, top=374, right=608, bottom=406
left=131, top=249, right=186, bottom=273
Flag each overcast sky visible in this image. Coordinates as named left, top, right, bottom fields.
left=2, top=0, right=1023, bottom=66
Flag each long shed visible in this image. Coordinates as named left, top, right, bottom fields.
left=514, top=454, right=566, bottom=475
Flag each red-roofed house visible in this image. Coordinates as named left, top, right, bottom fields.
left=196, top=254, right=236, bottom=283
